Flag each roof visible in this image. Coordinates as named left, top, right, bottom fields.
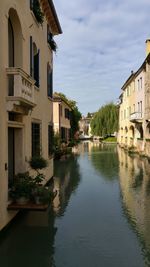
left=48, top=0, right=62, bottom=34
left=41, top=0, right=62, bottom=35
left=121, top=53, right=150, bottom=91
left=53, top=96, right=72, bottom=110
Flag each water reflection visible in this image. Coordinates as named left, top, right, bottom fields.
left=118, top=147, right=150, bottom=266
left=53, top=155, right=81, bottom=216
left=0, top=210, right=57, bottom=267
left=89, top=142, right=119, bottom=181
left=1, top=142, right=150, bottom=266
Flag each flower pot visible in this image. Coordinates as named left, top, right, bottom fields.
left=34, top=196, right=42, bottom=205
left=16, top=197, right=29, bottom=205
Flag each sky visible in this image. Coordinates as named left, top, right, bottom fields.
left=53, top=0, right=150, bottom=115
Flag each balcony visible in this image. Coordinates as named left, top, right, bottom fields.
left=6, top=68, right=36, bottom=115
left=130, top=112, right=143, bottom=123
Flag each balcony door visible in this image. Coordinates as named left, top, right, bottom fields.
left=8, top=127, right=23, bottom=187
left=8, top=128, right=15, bottom=187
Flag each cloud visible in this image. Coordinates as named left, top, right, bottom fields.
left=54, top=0, right=150, bottom=115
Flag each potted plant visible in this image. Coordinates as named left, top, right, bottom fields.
left=32, top=0, right=44, bottom=25
left=47, top=32, right=57, bottom=52
left=32, top=185, right=52, bottom=204
left=9, top=172, right=33, bottom=204
left=29, top=156, right=48, bottom=170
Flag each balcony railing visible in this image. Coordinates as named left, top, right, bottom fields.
left=6, top=68, right=36, bottom=114
left=130, top=112, right=143, bottom=122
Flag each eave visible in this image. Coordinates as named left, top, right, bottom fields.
left=41, top=0, right=62, bottom=35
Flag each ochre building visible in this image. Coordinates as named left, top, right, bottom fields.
left=118, top=40, right=150, bottom=155
left=0, top=0, right=62, bottom=230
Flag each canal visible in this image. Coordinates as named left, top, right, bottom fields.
left=0, top=142, right=150, bottom=266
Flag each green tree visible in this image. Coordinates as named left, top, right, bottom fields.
left=54, top=92, right=81, bottom=139
left=91, top=102, right=118, bottom=136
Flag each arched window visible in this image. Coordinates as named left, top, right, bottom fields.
left=8, top=18, right=14, bottom=67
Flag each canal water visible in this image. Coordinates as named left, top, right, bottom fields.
left=1, top=142, right=150, bottom=266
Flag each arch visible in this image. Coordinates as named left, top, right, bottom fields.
left=125, top=126, right=128, bottom=135
left=129, top=125, right=134, bottom=138
left=136, top=124, right=143, bottom=139
left=8, top=8, right=23, bottom=67
left=146, top=122, right=150, bottom=138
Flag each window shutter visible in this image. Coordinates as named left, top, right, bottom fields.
left=34, top=49, right=40, bottom=87
left=30, top=36, right=33, bottom=77
left=49, top=69, right=53, bottom=97
left=30, top=0, right=34, bottom=10
left=47, top=67, right=53, bottom=98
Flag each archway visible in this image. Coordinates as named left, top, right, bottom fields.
left=129, top=125, right=134, bottom=138
left=8, top=8, right=23, bottom=67
left=146, top=122, right=150, bottom=138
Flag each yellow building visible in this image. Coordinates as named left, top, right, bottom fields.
left=0, top=0, right=62, bottom=230
left=118, top=41, right=150, bottom=155
left=53, top=95, right=71, bottom=142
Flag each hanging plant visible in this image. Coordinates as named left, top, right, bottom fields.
left=48, top=33, right=57, bottom=52
left=32, top=0, right=44, bottom=25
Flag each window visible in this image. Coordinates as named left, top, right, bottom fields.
left=121, top=111, right=123, bottom=120
left=138, top=102, right=140, bottom=112
left=127, top=88, right=129, bottom=97
left=140, top=77, right=142, bottom=90
left=127, top=107, right=129, bottom=118
left=129, top=106, right=131, bottom=116
left=30, top=0, right=44, bottom=25
left=48, top=124, right=53, bottom=156
left=140, top=101, right=142, bottom=115
left=138, top=79, right=140, bottom=90
left=59, top=104, right=62, bottom=117
left=65, top=108, right=70, bottom=119
left=32, top=123, right=41, bottom=156
left=30, top=37, right=40, bottom=87
left=47, top=63, right=53, bottom=97
left=61, top=127, right=66, bottom=140
left=124, top=110, right=126, bottom=119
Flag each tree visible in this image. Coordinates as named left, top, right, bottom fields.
left=54, top=92, right=81, bottom=139
left=91, top=102, right=118, bottom=136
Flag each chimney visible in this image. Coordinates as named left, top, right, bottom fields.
left=146, top=39, right=150, bottom=56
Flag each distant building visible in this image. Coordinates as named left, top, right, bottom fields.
left=53, top=95, right=72, bottom=142
left=79, top=116, right=93, bottom=137
left=0, top=0, right=62, bottom=230
left=118, top=40, right=150, bottom=155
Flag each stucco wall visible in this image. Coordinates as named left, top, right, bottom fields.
left=0, top=0, right=58, bottom=230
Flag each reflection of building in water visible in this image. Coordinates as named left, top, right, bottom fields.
left=77, top=141, right=101, bottom=156
left=53, top=172, right=70, bottom=213
left=118, top=147, right=150, bottom=262
left=0, top=209, right=57, bottom=267
left=53, top=156, right=81, bottom=216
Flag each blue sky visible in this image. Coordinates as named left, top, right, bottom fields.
left=53, top=0, right=150, bottom=115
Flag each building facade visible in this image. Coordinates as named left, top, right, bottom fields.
left=79, top=116, right=92, bottom=137
left=118, top=41, right=150, bottom=155
left=53, top=96, right=71, bottom=143
left=0, top=0, right=62, bottom=230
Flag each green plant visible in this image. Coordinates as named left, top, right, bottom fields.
left=29, top=156, right=48, bottom=170
left=9, top=172, right=33, bottom=200
left=32, top=0, right=44, bottom=25
left=48, top=36, right=57, bottom=52
left=32, top=186, right=53, bottom=204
